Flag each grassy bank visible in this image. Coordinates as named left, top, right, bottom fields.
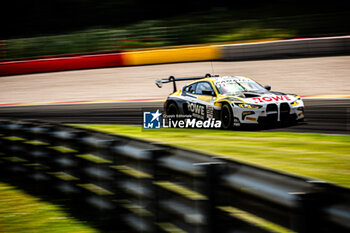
left=75, top=124, right=350, bottom=188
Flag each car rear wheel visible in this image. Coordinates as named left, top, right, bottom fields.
left=221, top=103, right=234, bottom=129
left=166, top=102, right=178, bottom=117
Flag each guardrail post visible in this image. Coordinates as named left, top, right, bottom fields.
left=292, top=182, right=330, bottom=233
left=198, top=161, right=226, bottom=233
left=151, top=147, right=169, bottom=233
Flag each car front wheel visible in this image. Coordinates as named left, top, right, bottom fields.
left=221, top=103, right=234, bottom=129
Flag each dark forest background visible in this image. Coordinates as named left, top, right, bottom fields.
left=2, top=0, right=349, bottom=39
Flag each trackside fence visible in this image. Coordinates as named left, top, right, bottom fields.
left=0, top=120, right=349, bottom=233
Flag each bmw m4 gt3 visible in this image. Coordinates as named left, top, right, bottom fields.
left=156, top=74, right=304, bottom=129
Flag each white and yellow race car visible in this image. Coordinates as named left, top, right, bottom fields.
left=156, top=74, right=304, bottom=129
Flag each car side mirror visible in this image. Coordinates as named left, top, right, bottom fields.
left=264, top=85, right=271, bottom=91
left=202, top=90, right=215, bottom=96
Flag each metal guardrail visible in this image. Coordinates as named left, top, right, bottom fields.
left=0, top=120, right=349, bottom=233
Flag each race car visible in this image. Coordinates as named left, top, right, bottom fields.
left=155, top=74, right=304, bottom=129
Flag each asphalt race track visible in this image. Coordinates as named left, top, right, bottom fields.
left=0, top=99, right=349, bottom=135
left=1, top=57, right=350, bottom=104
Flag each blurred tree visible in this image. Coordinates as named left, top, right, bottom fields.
left=1, top=0, right=349, bottom=39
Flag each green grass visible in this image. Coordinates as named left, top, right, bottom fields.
left=0, top=182, right=98, bottom=233
left=74, top=124, right=350, bottom=188
left=203, top=25, right=295, bottom=43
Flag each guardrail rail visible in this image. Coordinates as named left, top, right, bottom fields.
left=0, top=120, right=349, bottom=233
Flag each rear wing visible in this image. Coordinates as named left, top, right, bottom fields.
left=155, top=73, right=212, bottom=93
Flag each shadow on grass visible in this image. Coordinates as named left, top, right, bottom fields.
left=0, top=174, right=127, bottom=233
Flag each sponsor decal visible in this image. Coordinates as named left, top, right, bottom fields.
left=252, top=95, right=291, bottom=103
left=245, top=116, right=257, bottom=121
left=206, top=105, right=214, bottom=119
left=187, top=102, right=205, bottom=120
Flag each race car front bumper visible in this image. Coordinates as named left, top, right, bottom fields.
left=232, top=102, right=304, bottom=125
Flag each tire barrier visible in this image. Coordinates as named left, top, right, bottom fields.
left=0, top=119, right=349, bottom=233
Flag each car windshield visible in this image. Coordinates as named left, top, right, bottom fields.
left=214, top=79, right=267, bottom=95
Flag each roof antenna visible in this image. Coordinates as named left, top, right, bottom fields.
left=210, top=60, right=215, bottom=75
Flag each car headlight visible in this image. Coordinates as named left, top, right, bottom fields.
left=291, top=97, right=301, bottom=106
left=291, top=101, right=299, bottom=106
left=235, top=103, right=262, bottom=109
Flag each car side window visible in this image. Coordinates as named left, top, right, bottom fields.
left=184, top=83, right=197, bottom=94
left=195, top=82, right=214, bottom=95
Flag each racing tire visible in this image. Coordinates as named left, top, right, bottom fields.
left=166, top=102, right=179, bottom=117
left=221, top=103, right=234, bottom=129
